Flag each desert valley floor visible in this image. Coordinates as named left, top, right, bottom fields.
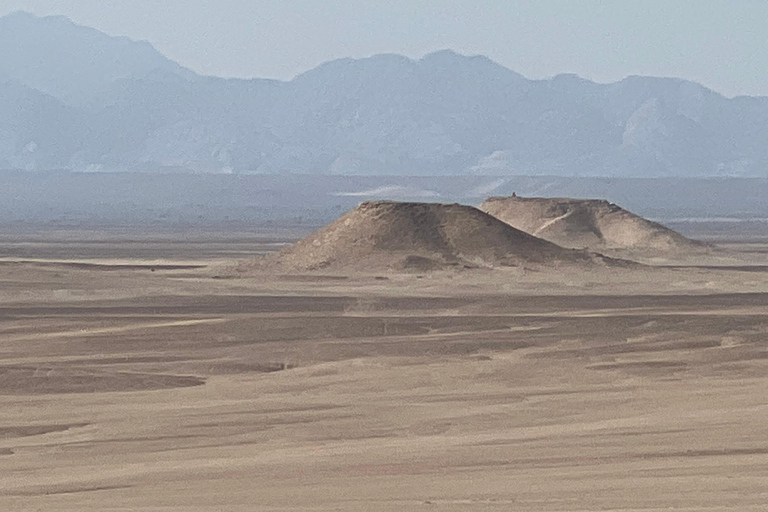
left=0, top=225, right=767, bottom=511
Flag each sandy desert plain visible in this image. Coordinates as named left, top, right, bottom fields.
left=1, top=201, right=767, bottom=512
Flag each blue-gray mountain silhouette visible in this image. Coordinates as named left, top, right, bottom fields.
left=1, top=12, right=765, bottom=176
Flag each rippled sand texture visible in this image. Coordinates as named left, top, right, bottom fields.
left=1, top=230, right=767, bottom=511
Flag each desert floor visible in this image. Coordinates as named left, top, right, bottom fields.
left=0, top=225, right=767, bottom=511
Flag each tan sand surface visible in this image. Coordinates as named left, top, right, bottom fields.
left=0, top=231, right=767, bottom=511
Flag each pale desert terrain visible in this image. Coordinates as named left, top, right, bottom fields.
left=0, top=223, right=767, bottom=511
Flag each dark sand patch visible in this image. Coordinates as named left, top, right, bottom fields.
left=0, top=366, right=204, bottom=395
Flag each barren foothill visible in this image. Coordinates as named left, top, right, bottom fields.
left=0, top=221, right=767, bottom=511
left=266, top=201, right=622, bottom=272
left=480, top=196, right=710, bottom=260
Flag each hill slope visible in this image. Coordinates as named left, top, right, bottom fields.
left=271, top=201, right=615, bottom=271
left=479, top=196, right=709, bottom=254
left=0, top=81, right=82, bottom=169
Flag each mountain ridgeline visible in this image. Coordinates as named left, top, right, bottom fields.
left=1, top=11, right=766, bottom=176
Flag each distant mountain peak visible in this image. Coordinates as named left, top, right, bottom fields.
left=421, top=49, right=463, bottom=60
left=1, top=10, right=40, bottom=21
left=550, top=73, right=590, bottom=83
left=419, top=49, right=527, bottom=84
left=298, top=49, right=521, bottom=81
left=0, top=10, right=86, bottom=33
left=420, top=49, right=496, bottom=64
left=0, top=11, right=194, bottom=104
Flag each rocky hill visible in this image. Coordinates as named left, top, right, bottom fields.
left=480, top=196, right=709, bottom=254
left=270, top=201, right=618, bottom=271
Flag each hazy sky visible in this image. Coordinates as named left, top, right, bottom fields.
left=1, top=0, right=766, bottom=97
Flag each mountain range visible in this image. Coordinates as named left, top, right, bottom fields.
left=1, top=11, right=766, bottom=176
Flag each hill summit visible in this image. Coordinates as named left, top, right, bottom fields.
left=479, top=196, right=708, bottom=254
left=270, top=201, right=615, bottom=271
